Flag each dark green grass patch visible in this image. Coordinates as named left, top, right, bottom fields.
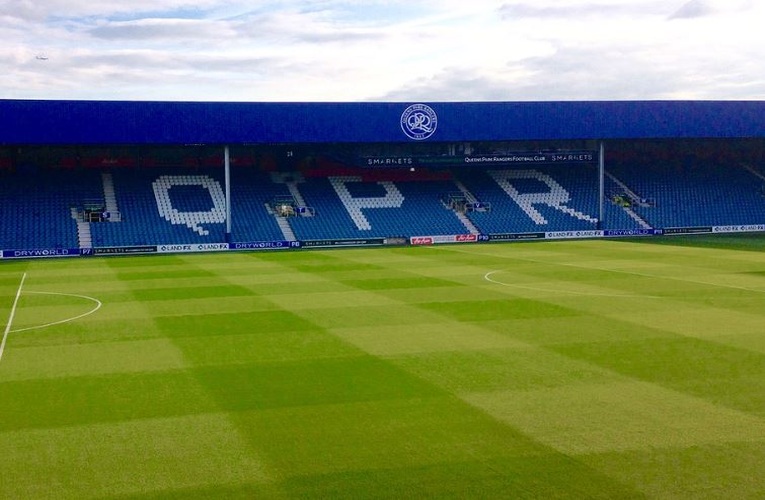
left=419, top=298, right=579, bottom=321
left=739, top=270, right=765, bottom=277
left=624, top=232, right=765, bottom=252
left=552, top=336, right=765, bottom=415
left=232, top=397, right=541, bottom=473
left=256, top=251, right=386, bottom=274
left=193, top=356, right=444, bottom=412
left=172, top=328, right=362, bottom=366
left=0, top=275, right=28, bottom=287
left=230, top=397, right=641, bottom=497
left=281, top=455, right=642, bottom=499
left=0, top=370, right=218, bottom=431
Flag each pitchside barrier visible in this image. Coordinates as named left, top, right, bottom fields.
left=1, top=225, right=764, bottom=259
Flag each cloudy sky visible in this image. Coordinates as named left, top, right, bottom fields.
left=2, top=0, right=764, bottom=101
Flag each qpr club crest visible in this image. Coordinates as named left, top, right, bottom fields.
left=400, top=104, right=437, bottom=140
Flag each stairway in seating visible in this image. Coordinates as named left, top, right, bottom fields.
left=454, top=180, right=479, bottom=205
left=275, top=216, right=296, bottom=241
left=101, top=172, right=122, bottom=221
left=740, top=163, right=765, bottom=183
left=451, top=179, right=481, bottom=233
left=454, top=211, right=480, bottom=234
left=623, top=206, right=653, bottom=229
left=70, top=207, right=92, bottom=248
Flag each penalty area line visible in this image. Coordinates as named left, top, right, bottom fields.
left=0, top=272, right=27, bottom=364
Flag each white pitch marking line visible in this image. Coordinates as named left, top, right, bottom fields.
left=9, top=291, right=102, bottom=333
left=0, top=272, right=27, bottom=364
left=484, top=270, right=660, bottom=298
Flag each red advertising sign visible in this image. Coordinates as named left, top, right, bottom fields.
left=410, top=237, right=434, bottom=245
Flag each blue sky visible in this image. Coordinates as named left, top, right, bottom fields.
left=2, top=0, right=764, bottom=101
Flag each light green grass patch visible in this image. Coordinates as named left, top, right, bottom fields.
left=7, top=317, right=161, bottom=348
left=0, top=412, right=271, bottom=499
left=104, top=255, right=190, bottom=268
left=361, top=284, right=510, bottom=303
left=281, top=258, right=386, bottom=275
left=291, top=304, right=447, bottom=329
left=114, top=276, right=240, bottom=291
left=5, top=293, right=101, bottom=333
left=0, top=337, right=189, bottom=381
left=464, top=380, right=765, bottom=454
left=143, top=295, right=278, bottom=316
left=483, top=269, right=666, bottom=301
left=583, top=441, right=765, bottom=499
left=234, top=279, right=354, bottom=295
left=114, top=267, right=216, bottom=281
left=405, top=264, right=500, bottom=278
left=418, top=298, right=579, bottom=321
left=330, top=322, right=529, bottom=356
left=391, top=347, right=619, bottom=393
left=598, top=306, right=765, bottom=339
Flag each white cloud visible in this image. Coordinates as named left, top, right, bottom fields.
left=1, top=0, right=764, bottom=101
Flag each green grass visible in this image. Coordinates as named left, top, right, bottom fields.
left=2, top=236, right=765, bottom=498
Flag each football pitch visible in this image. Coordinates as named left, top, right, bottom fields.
left=2, top=236, right=765, bottom=498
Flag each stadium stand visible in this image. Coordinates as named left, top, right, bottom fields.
left=605, top=160, right=765, bottom=228
left=4, top=153, right=765, bottom=251
left=0, top=167, right=102, bottom=250
left=456, top=166, right=600, bottom=234
left=90, top=168, right=227, bottom=246
left=229, top=168, right=294, bottom=242
left=286, top=171, right=471, bottom=240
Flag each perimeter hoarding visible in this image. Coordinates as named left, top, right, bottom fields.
left=2, top=225, right=764, bottom=259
